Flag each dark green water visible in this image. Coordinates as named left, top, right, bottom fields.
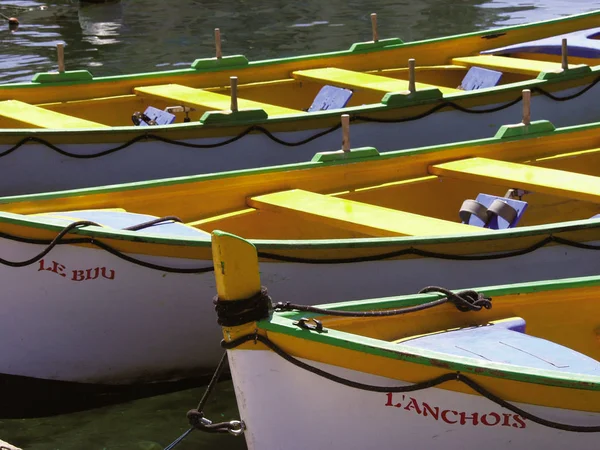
left=1, top=0, right=599, bottom=448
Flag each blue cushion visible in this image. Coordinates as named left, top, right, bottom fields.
left=400, top=317, right=600, bottom=375
left=138, top=106, right=176, bottom=126
left=482, top=27, right=600, bottom=59
left=459, top=67, right=502, bottom=90
left=308, top=85, right=353, bottom=112
left=463, top=194, right=528, bottom=230
left=40, top=210, right=208, bottom=237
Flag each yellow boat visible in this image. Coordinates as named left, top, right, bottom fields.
left=0, top=118, right=599, bottom=395
left=0, top=11, right=599, bottom=194
left=212, top=231, right=600, bottom=450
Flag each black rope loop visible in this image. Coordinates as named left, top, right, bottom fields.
left=222, top=333, right=600, bottom=433
left=122, top=215, right=183, bottom=231
left=214, top=286, right=272, bottom=326
left=274, top=286, right=491, bottom=317
left=0, top=220, right=214, bottom=273
left=257, top=233, right=600, bottom=264
left=4, top=75, right=598, bottom=158
left=417, top=286, right=492, bottom=312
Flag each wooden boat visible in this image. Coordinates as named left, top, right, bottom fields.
left=1, top=118, right=600, bottom=393
left=213, top=231, right=600, bottom=450
left=0, top=11, right=599, bottom=194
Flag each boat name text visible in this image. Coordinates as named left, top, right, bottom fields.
left=385, top=393, right=526, bottom=428
left=38, top=259, right=116, bottom=281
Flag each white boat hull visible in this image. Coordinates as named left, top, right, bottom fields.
left=1, top=235, right=599, bottom=384
left=229, top=350, right=600, bottom=450
left=1, top=82, right=600, bottom=195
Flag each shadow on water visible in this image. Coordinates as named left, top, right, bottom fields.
left=0, top=380, right=247, bottom=450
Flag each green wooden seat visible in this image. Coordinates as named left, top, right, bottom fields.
left=0, top=100, right=109, bottom=129
left=430, top=157, right=600, bottom=203
left=134, top=84, right=302, bottom=117
left=248, top=189, right=486, bottom=237
left=451, top=55, right=579, bottom=76
left=292, top=67, right=459, bottom=95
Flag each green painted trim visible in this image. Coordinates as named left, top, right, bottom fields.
left=200, top=109, right=269, bottom=125
left=31, top=70, right=94, bottom=83
left=347, top=38, right=405, bottom=52
left=494, top=120, right=556, bottom=139
left=381, top=88, right=443, bottom=107
left=190, top=55, right=250, bottom=70
left=258, top=273, right=600, bottom=389
left=0, top=9, right=595, bottom=91
left=3, top=118, right=600, bottom=204
left=537, top=64, right=592, bottom=81
left=311, top=147, right=380, bottom=162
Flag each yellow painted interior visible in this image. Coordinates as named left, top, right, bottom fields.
left=451, top=55, right=583, bottom=76
left=248, top=189, right=487, bottom=237
left=3, top=125, right=600, bottom=254
left=430, top=157, right=600, bottom=203
left=0, top=13, right=596, bottom=129
left=134, top=84, right=303, bottom=117
left=263, top=283, right=600, bottom=412
left=258, top=289, right=600, bottom=412
left=0, top=100, right=109, bottom=129
left=292, top=67, right=460, bottom=94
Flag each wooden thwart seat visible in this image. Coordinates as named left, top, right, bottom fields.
left=0, top=100, right=109, bottom=129
left=430, top=157, right=600, bottom=203
left=134, top=84, right=302, bottom=117
left=248, top=189, right=485, bottom=237
left=451, top=55, right=579, bottom=76
left=292, top=67, right=459, bottom=95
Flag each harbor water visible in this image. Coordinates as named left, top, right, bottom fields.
left=0, top=0, right=599, bottom=448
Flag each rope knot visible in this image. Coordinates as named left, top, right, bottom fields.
left=418, top=286, right=492, bottom=312
left=186, top=409, right=206, bottom=428
left=213, top=286, right=272, bottom=326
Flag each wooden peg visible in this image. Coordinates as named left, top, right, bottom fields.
left=342, top=114, right=350, bottom=152
left=522, top=89, right=531, bottom=126
left=561, top=38, right=568, bottom=71
left=57, top=43, right=65, bottom=73
left=408, top=58, right=416, bottom=93
left=215, top=28, right=222, bottom=59
left=230, top=76, right=238, bottom=112
left=371, top=13, right=378, bottom=43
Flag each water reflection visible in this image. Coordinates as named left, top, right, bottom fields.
left=78, top=1, right=122, bottom=46
left=1, top=0, right=599, bottom=83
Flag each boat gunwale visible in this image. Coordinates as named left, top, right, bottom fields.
left=255, top=274, right=600, bottom=390
left=0, top=67, right=597, bottom=133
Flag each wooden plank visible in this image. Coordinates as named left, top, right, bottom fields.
left=248, top=189, right=485, bottom=237
left=451, top=55, right=575, bottom=76
left=134, top=84, right=302, bottom=117
left=0, top=100, right=109, bottom=129
left=430, top=157, right=600, bottom=203
left=292, top=67, right=459, bottom=94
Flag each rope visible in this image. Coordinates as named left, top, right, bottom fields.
left=2, top=76, right=598, bottom=158
left=0, top=220, right=214, bottom=273
left=274, top=286, right=492, bottom=317
left=122, top=215, right=183, bottom=231
left=163, top=352, right=244, bottom=450
left=214, top=286, right=272, bottom=326
left=256, top=234, right=600, bottom=264
left=0, top=223, right=598, bottom=272
left=222, top=333, right=600, bottom=433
